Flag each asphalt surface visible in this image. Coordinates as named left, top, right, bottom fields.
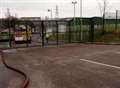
left=2, top=44, right=120, bottom=88
left=0, top=54, right=22, bottom=88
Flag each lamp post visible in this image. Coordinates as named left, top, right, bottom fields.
left=72, top=1, right=77, bottom=33
left=80, top=0, right=83, bottom=41
left=72, top=1, right=77, bottom=20
left=48, top=9, right=53, bottom=20
left=102, top=0, right=107, bottom=35
left=0, top=10, right=2, bottom=28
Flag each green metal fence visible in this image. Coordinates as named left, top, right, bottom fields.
left=0, top=17, right=120, bottom=49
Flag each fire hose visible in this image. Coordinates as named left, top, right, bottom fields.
left=0, top=50, right=30, bottom=88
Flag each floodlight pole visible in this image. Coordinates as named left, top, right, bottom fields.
left=102, top=0, right=106, bottom=35
left=48, top=9, right=53, bottom=20
left=80, top=0, right=83, bottom=41
left=72, top=1, right=77, bottom=30
left=0, top=10, right=2, bottom=28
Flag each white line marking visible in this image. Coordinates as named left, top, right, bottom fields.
left=3, top=49, right=17, bottom=53
left=80, top=59, right=120, bottom=70
left=85, top=50, right=117, bottom=57
left=115, top=52, right=120, bottom=54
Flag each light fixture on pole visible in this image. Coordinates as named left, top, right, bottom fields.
left=0, top=9, right=2, bottom=28
left=102, top=0, right=107, bottom=35
left=72, top=1, right=77, bottom=30
left=55, top=5, right=59, bottom=19
left=80, top=0, right=83, bottom=41
left=48, top=9, right=53, bottom=20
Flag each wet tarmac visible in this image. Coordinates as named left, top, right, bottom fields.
left=2, top=44, right=120, bottom=88
left=0, top=55, right=22, bottom=88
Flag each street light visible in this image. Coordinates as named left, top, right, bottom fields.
left=72, top=1, right=77, bottom=31
left=0, top=9, right=2, bottom=28
left=80, top=0, right=83, bottom=41
left=48, top=9, right=53, bottom=20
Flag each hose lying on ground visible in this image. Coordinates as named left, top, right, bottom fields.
left=0, top=50, right=30, bottom=88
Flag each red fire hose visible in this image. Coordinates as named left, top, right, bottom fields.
left=0, top=50, right=30, bottom=88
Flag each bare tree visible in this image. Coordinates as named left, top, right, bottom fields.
left=102, top=0, right=108, bottom=34
left=96, top=0, right=103, bottom=16
left=96, top=0, right=108, bottom=17
left=96, top=0, right=109, bottom=34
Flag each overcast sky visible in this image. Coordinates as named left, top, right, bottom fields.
left=0, top=0, right=120, bottom=18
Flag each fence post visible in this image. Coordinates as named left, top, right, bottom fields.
left=25, top=21, right=29, bottom=47
left=41, top=21, right=45, bottom=47
left=89, top=18, right=94, bottom=43
left=8, top=19, right=12, bottom=48
left=39, top=21, right=42, bottom=46
left=68, top=21, right=71, bottom=43
left=13, top=20, right=16, bottom=47
left=115, top=10, right=118, bottom=31
left=102, top=14, right=105, bottom=35
left=56, top=21, right=59, bottom=45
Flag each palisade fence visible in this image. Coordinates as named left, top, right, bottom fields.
left=0, top=16, right=120, bottom=49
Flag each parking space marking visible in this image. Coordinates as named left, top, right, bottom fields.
left=80, top=59, right=120, bottom=70
left=3, top=49, right=17, bottom=53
